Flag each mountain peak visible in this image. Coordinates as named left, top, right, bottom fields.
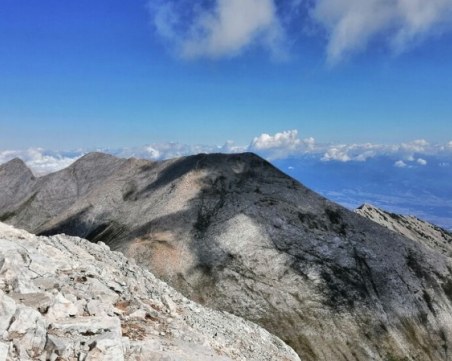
left=63, top=151, right=126, bottom=178
left=356, top=203, right=377, bottom=210
left=0, top=157, right=31, bottom=174
left=69, top=152, right=118, bottom=166
left=170, top=152, right=271, bottom=168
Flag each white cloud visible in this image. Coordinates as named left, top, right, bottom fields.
left=303, top=137, right=316, bottom=151
left=150, top=1, right=452, bottom=62
left=319, top=139, right=444, bottom=163
left=321, top=143, right=384, bottom=162
left=219, top=140, right=247, bottom=154
left=249, top=130, right=316, bottom=159
left=113, top=143, right=220, bottom=161
left=394, top=160, right=408, bottom=168
left=439, top=141, right=452, bottom=152
left=399, top=139, right=429, bottom=153
left=251, top=130, right=301, bottom=150
left=312, top=0, right=452, bottom=63
left=149, top=0, right=285, bottom=59
left=321, top=146, right=351, bottom=162
left=417, top=158, right=427, bottom=166
left=145, top=146, right=161, bottom=160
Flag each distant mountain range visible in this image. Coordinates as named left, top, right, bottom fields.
left=1, top=152, right=452, bottom=361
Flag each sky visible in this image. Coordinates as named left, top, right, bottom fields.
left=1, top=0, right=452, bottom=149
left=1, top=0, right=452, bottom=228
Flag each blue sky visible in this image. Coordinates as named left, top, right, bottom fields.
left=1, top=0, right=452, bottom=149
left=1, top=0, right=452, bottom=228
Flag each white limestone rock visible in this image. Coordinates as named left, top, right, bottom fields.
left=0, top=291, right=16, bottom=335
left=5, top=305, right=47, bottom=359
left=0, top=222, right=300, bottom=361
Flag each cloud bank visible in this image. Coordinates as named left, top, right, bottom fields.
left=148, top=0, right=452, bottom=62
left=2, top=130, right=451, bottom=174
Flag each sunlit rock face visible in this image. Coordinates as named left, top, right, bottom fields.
left=356, top=203, right=452, bottom=258
left=1, top=152, right=452, bottom=361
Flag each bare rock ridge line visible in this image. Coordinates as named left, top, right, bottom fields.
left=1, top=152, right=452, bottom=361
left=0, top=222, right=300, bottom=361
left=356, top=203, right=452, bottom=258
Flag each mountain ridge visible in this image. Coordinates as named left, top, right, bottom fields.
left=1, top=152, right=452, bottom=361
left=356, top=203, right=452, bottom=258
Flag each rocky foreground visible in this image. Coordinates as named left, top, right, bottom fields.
left=0, top=222, right=300, bottom=361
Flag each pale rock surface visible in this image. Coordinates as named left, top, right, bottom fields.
left=356, top=203, right=452, bottom=258
left=0, top=222, right=300, bottom=361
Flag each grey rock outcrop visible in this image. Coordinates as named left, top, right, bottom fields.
left=1, top=152, right=452, bottom=360
left=0, top=158, right=36, bottom=223
left=0, top=222, right=300, bottom=361
left=356, top=203, right=452, bottom=258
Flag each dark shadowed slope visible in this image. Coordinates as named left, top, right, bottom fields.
left=0, top=158, right=36, bottom=221
left=1, top=152, right=452, bottom=361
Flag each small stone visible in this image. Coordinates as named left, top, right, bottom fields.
left=6, top=306, right=47, bottom=359
left=162, top=294, right=178, bottom=316
left=46, top=292, right=79, bottom=320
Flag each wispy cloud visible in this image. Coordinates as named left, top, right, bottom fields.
left=312, top=0, right=452, bottom=63
left=110, top=142, right=245, bottom=161
left=320, top=139, right=452, bottom=164
left=148, top=0, right=285, bottom=59
left=148, top=0, right=452, bottom=63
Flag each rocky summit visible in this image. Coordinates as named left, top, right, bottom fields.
left=1, top=152, right=452, bottom=361
left=0, top=222, right=299, bottom=361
